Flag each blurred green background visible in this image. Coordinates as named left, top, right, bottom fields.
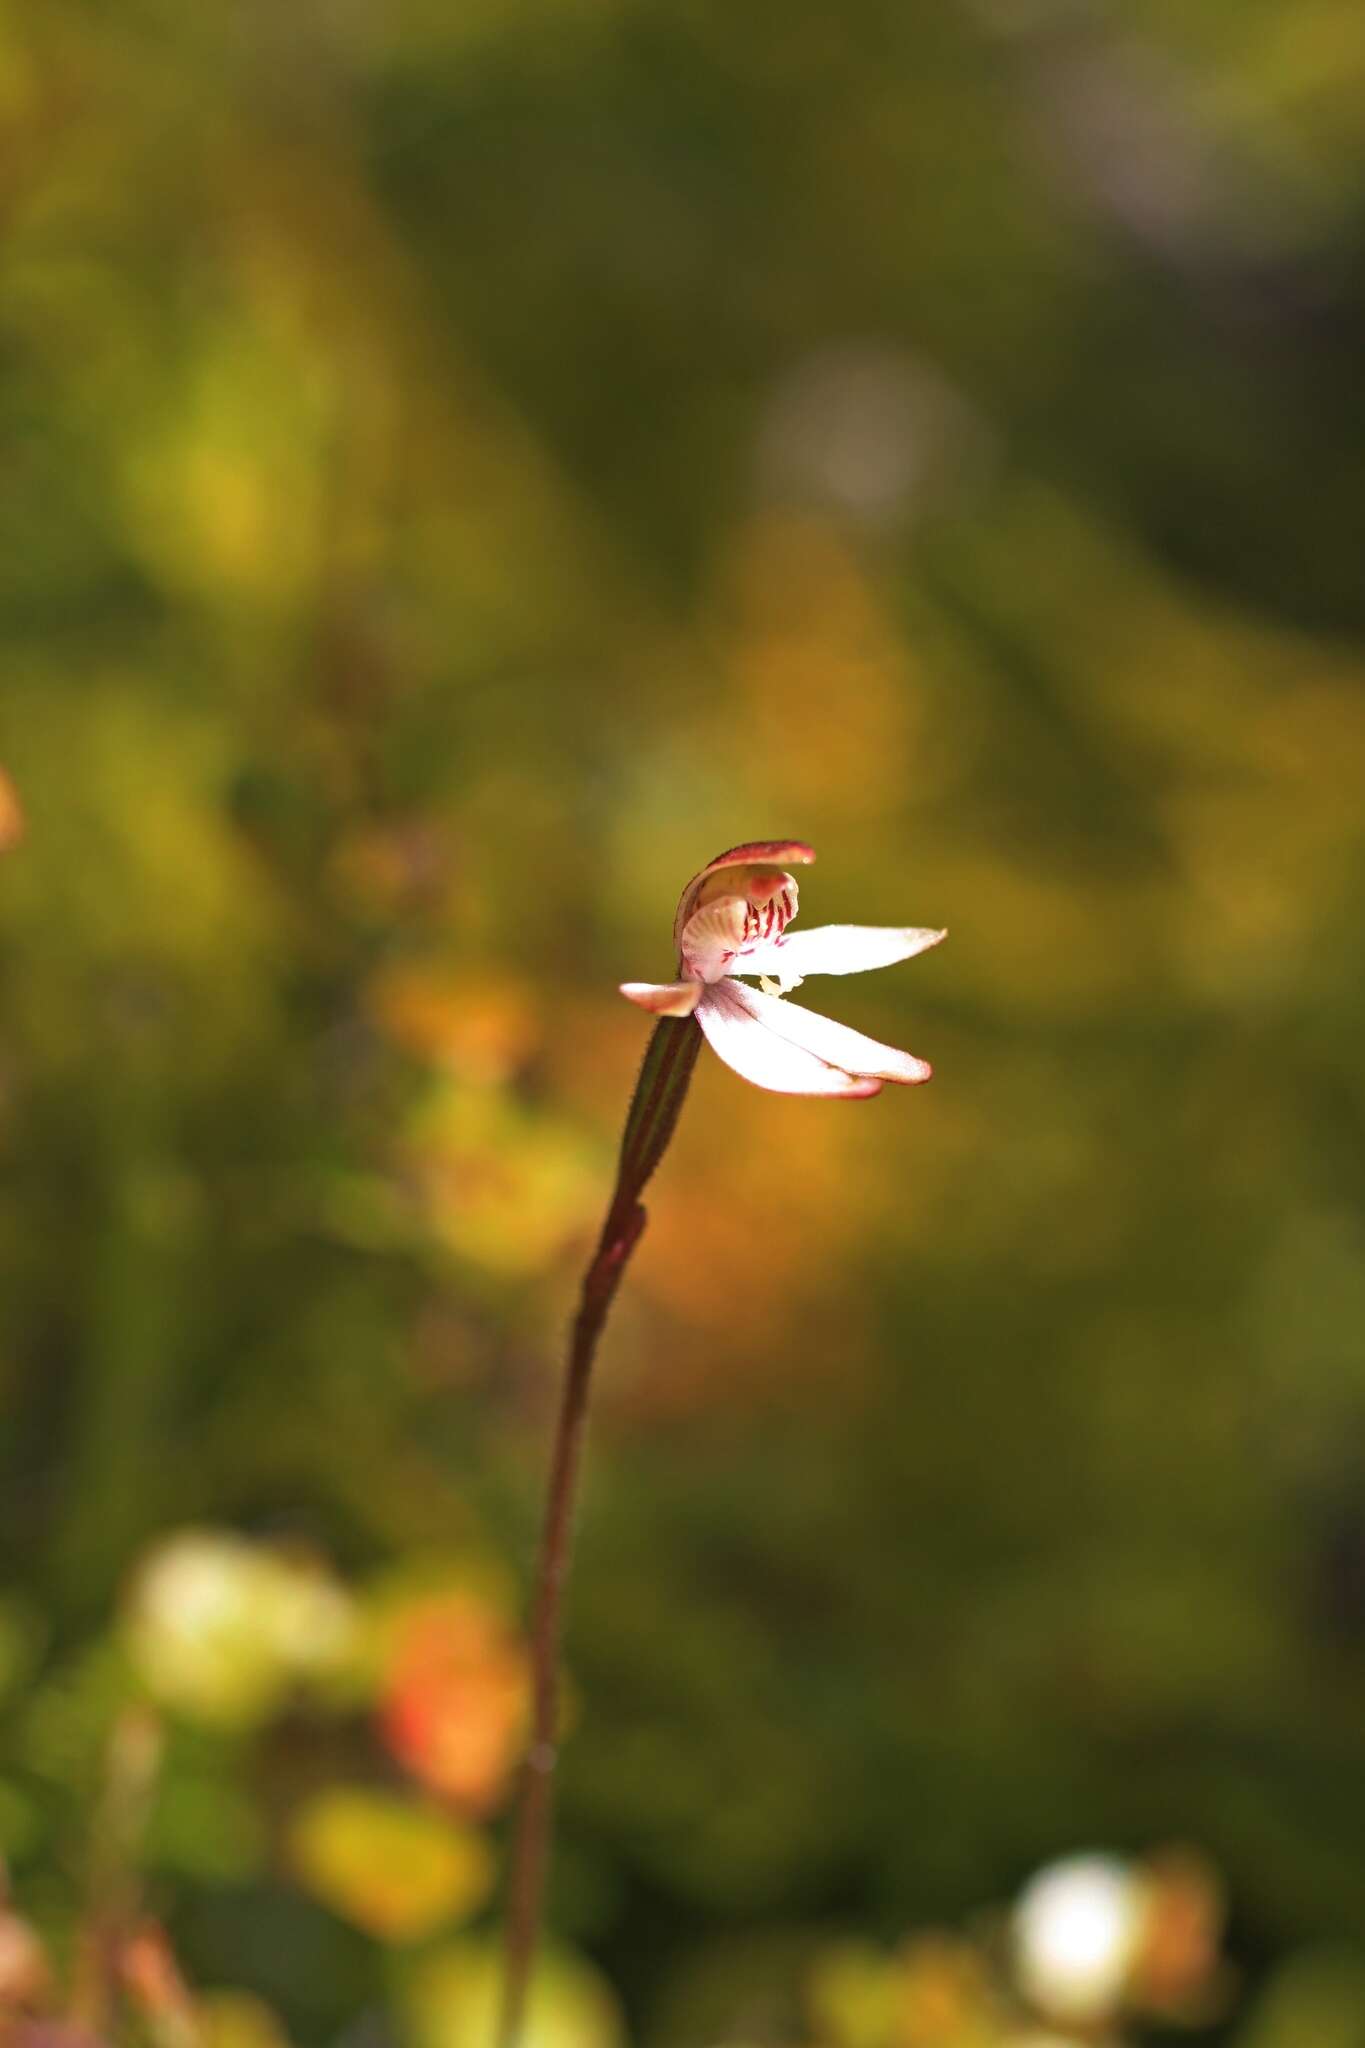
left=2, top=0, right=1365, bottom=2042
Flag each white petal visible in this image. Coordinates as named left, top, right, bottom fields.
left=733, top=924, right=946, bottom=981
left=696, top=983, right=881, bottom=1097
left=723, top=980, right=932, bottom=1084
left=619, top=980, right=703, bottom=1017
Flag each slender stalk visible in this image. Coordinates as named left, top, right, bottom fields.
left=70, top=1707, right=163, bottom=2036
left=497, top=1014, right=702, bottom=2048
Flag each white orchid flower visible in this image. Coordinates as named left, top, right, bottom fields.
left=620, top=840, right=943, bottom=1097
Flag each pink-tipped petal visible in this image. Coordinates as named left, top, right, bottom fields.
left=620, top=980, right=703, bottom=1017
left=722, top=980, right=932, bottom=1084
left=735, top=924, right=947, bottom=981
left=696, top=981, right=882, bottom=1097
left=673, top=840, right=816, bottom=953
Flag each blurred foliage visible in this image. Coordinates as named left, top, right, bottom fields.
left=2, top=0, right=1365, bottom=2040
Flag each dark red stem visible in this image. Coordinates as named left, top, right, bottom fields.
left=497, top=1014, right=701, bottom=2048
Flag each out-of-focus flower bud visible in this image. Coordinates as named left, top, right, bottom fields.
left=288, top=1787, right=491, bottom=1944
left=1012, top=1853, right=1146, bottom=2025
left=124, top=1530, right=357, bottom=1730
left=890, top=1933, right=1000, bottom=2046
left=0, top=1904, right=52, bottom=2011
left=120, top=1923, right=199, bottom=2048
left=379, top=1590, right=529, bottom=1816
left=198, top=1989, right=294, bottom=2048
left=406, top=1937, right=623, bottom=2048
left=1128, top=1847, right=1229, bottom=2021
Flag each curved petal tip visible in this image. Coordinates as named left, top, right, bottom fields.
left=620, top=980, right=703, bottom=1017
left=704, top=839, right=816, bottom=872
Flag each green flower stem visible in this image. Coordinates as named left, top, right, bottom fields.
left=498, top=1014, right=703, bottom=2048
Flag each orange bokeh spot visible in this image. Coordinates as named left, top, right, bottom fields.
left=380, top=1593, right=529, bottom=1817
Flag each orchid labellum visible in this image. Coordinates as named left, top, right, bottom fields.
left=621, top=839, right=943, bottom=1096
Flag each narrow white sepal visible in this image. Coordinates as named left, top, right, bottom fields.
left=732, top=924, right=946, bottom=981
left=722, top=980, right=932, bottom=1084
left=696, top=983, right=882, bottom=1097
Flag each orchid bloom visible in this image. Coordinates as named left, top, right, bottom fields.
left=620, top=840, right=943, bottom=1097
